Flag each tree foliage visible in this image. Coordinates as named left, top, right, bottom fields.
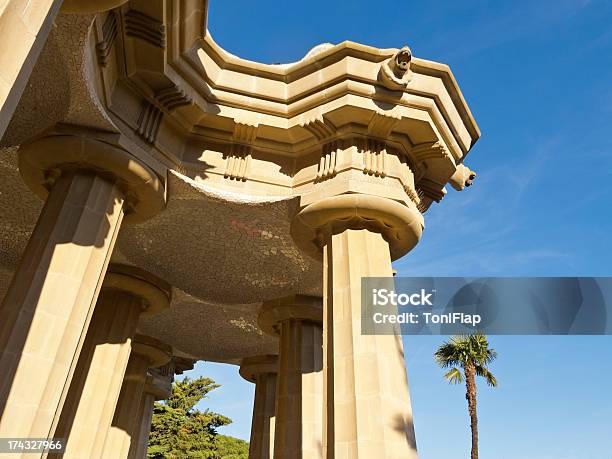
left=214, top=435, right=249, bottom=458
left=147, top=376, right=247, bottom=459
left=435, top=332, right=498, bottom=388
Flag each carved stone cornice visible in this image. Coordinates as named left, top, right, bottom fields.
left=61, top=0, right=128, bottom=14
left=85, top=0, right=480, bottom=217
left=105, top=1, right=478, bottom=154
left=359, top=111, right=402, bottom=179
left=315, top=141, right=339, bottom=182
left=223, top=122, right=258, bottom=181
left=416, top=178, right=447, bottom=212
left=367, top=111, right=401, bottom=139
left=300, top=115, right=338, bottom=183
left=233, top=121, right=258, bottom=144
left=124, top=9, right=166, bottom=48
left=156, top=85, right=192, bottom=112
left=136, top=102, right=163, bottom=144
left=411, top=141, right=452, bottom=163
left=362, top=139, right=387, bottom=178
left=96, top=12, right=118, bottom=66
left=300, top=116, right=336, bottom=141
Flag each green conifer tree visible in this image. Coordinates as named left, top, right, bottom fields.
left=147, top=376, right=247, bottom=458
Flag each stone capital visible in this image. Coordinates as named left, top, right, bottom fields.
left=291, top=193, right=424, bottom=261
left=239, top=355, right=278, bottom=383
left=258, top=295, right=323, bottom=336
left=173, top=357, right=197, bottom=375
left=144, top=370, right=172, bottom=400
left=103, top=264, right=171, bottom=317
left=17, top=127, right=165, bottom=223
left=131, top=334, right=172, bottom=370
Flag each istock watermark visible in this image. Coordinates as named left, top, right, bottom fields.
left=372, top=288, right=435, bottom=306
left=361, top=277, right=612, bottom=335
left=372, top=311, right=482, bottom=326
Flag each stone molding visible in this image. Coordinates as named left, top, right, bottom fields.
left=124, top=8, right=166, bottom=48
left=191, top=33, right=478, bottom=147
left=103, top=264, right=171, bottom=317
left=258, top=295, right=323, bottom=336
left=223, top=122, right=258, bottom=181
left=136, top=103, right=163, bottom=144
left=4, top=1, right=480, bottom=220
left=96, top=12, right=119, bottom=66
left=49, top=0, right=483, bottom=217
left=61, top=0, right=129, bottom=14
left=239, top=355, right=279, bottom=383
left=131, top=334, right=172, bottom=369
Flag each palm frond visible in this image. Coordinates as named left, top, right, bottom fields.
left=443, top=367, right=464, bottom=385
left=475, top=365, right=498, bottom=387
left=435, top=333, right=499, bottom=387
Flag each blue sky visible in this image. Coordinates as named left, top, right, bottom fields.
left=182, top=1, right=612, bottom=457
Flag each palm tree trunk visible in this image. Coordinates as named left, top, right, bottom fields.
left=464, top=363, right=478, bottom=459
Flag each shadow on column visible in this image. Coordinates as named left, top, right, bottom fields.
left=392, top=413, right=417, bottom=450
left=0, top=171, right=121, bottom=425
left=48, top=290, right=136, bottom=457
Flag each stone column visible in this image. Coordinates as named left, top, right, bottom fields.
left=127, top=357, right=195, bottom=459
left=0, top=0, right=63, bottom=138
left=0, top=131, right=164, bottom=445
left=52, top=265, right=171, bottom=459
left=102, top=334, right=171, bottom=459
left=239, top=355, right=278, bottom=459
left=291, top=194, right=424, bottom=459
left=128, top=382, right=158, bottom=459
left=259, top=296, right=324, bottom=459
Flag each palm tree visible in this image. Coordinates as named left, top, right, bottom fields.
left=435, top=332, right=497, bottom=459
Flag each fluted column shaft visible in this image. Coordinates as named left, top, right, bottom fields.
left=0, top=171, right=125, bottom=444
left=0, top=131, right=164, bottom=449
left=129, top=391, right=156, bottom=459
left=102, top=336, right=171, bottom=459
left=258, top=296, right=324, bottom=459
left=240, top=355, right=278, bottom=459
left=104, top=353, right=149, bottom=458
left=54, top=290, right=140, bottom=458
left=128, top=360, right=177, bottom=459
left=291, top=194, right=423, bottom=459
left=251, top=373, right=277, bottom=459
left=275, top=320, right=323, bottom=459
left=52, top=265, right=170, bottom=459
left=322, top=229, right=417, bottom=458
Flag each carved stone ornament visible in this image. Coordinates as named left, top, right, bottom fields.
left=379, top=46, right=414, bottom=91
left=449, top=164, right=477, bottom=191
